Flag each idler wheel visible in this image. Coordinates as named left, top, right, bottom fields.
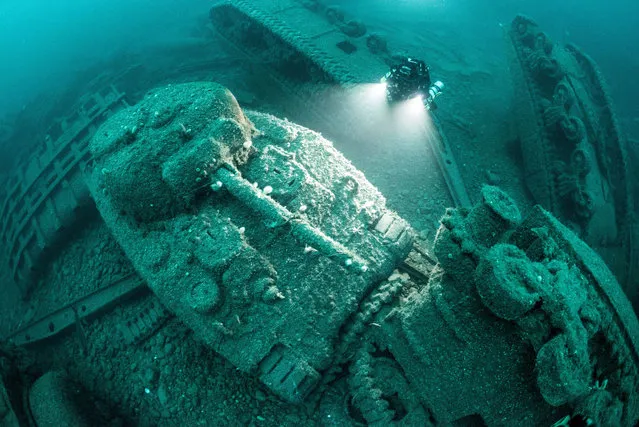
left=514, top=15, right=534, bottom=36
left=339, top=19, right=367, bottom=38
left=537, top=56, right=563, bottom=82
left=543, top=103, right=567, bottom=128
left=300, top=0, right=321, bottom=12
left=326, top=6, right=345, bottom=24
left=475, top=244, right=545, bottom=321
left=536, top=334, right=590, bottom=406
left=535, top=32, right=553, bottom=55
left=466, top=185, right=522, bottom=247
left=560, top=116, right=585, bottom=143
left=553, top=80, right=575, bottom=108
left=513, top=15, right=537, bottom=47
left=516, top=21, right=528, bottom=35
left=573, top=190, right=594, bottom=219
left=570, top=149, right=591, bottom=176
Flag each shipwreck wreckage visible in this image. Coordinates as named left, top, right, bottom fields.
left=0, top=2, right=638, bottom=426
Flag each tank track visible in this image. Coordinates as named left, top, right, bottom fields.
left=507, top=15, right=636, bottom=304
left=209, top=0, right=378, bottom=85
left=0, top=85, right=128, bottom=295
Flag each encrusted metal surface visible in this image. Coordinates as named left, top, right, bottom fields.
left=507, top=15, right=636, bottom=304
left=6, top=274, right=145, bottom=346
left=210, top=0, right=377, bottom=85
left=0, top=86, right=128, bottom=294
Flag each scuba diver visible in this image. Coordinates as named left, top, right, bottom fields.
left=381, top=56, right=444, bottom=110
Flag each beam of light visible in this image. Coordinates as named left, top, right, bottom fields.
left=350, top=82, right=388, bottom=110
left=402, top=95, right=427, bottom=118
left=391, top=95, right=428, bottom=131
left=300, top=82, right=437, bottom=163
left=324, top=83, right=394, bottom=131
